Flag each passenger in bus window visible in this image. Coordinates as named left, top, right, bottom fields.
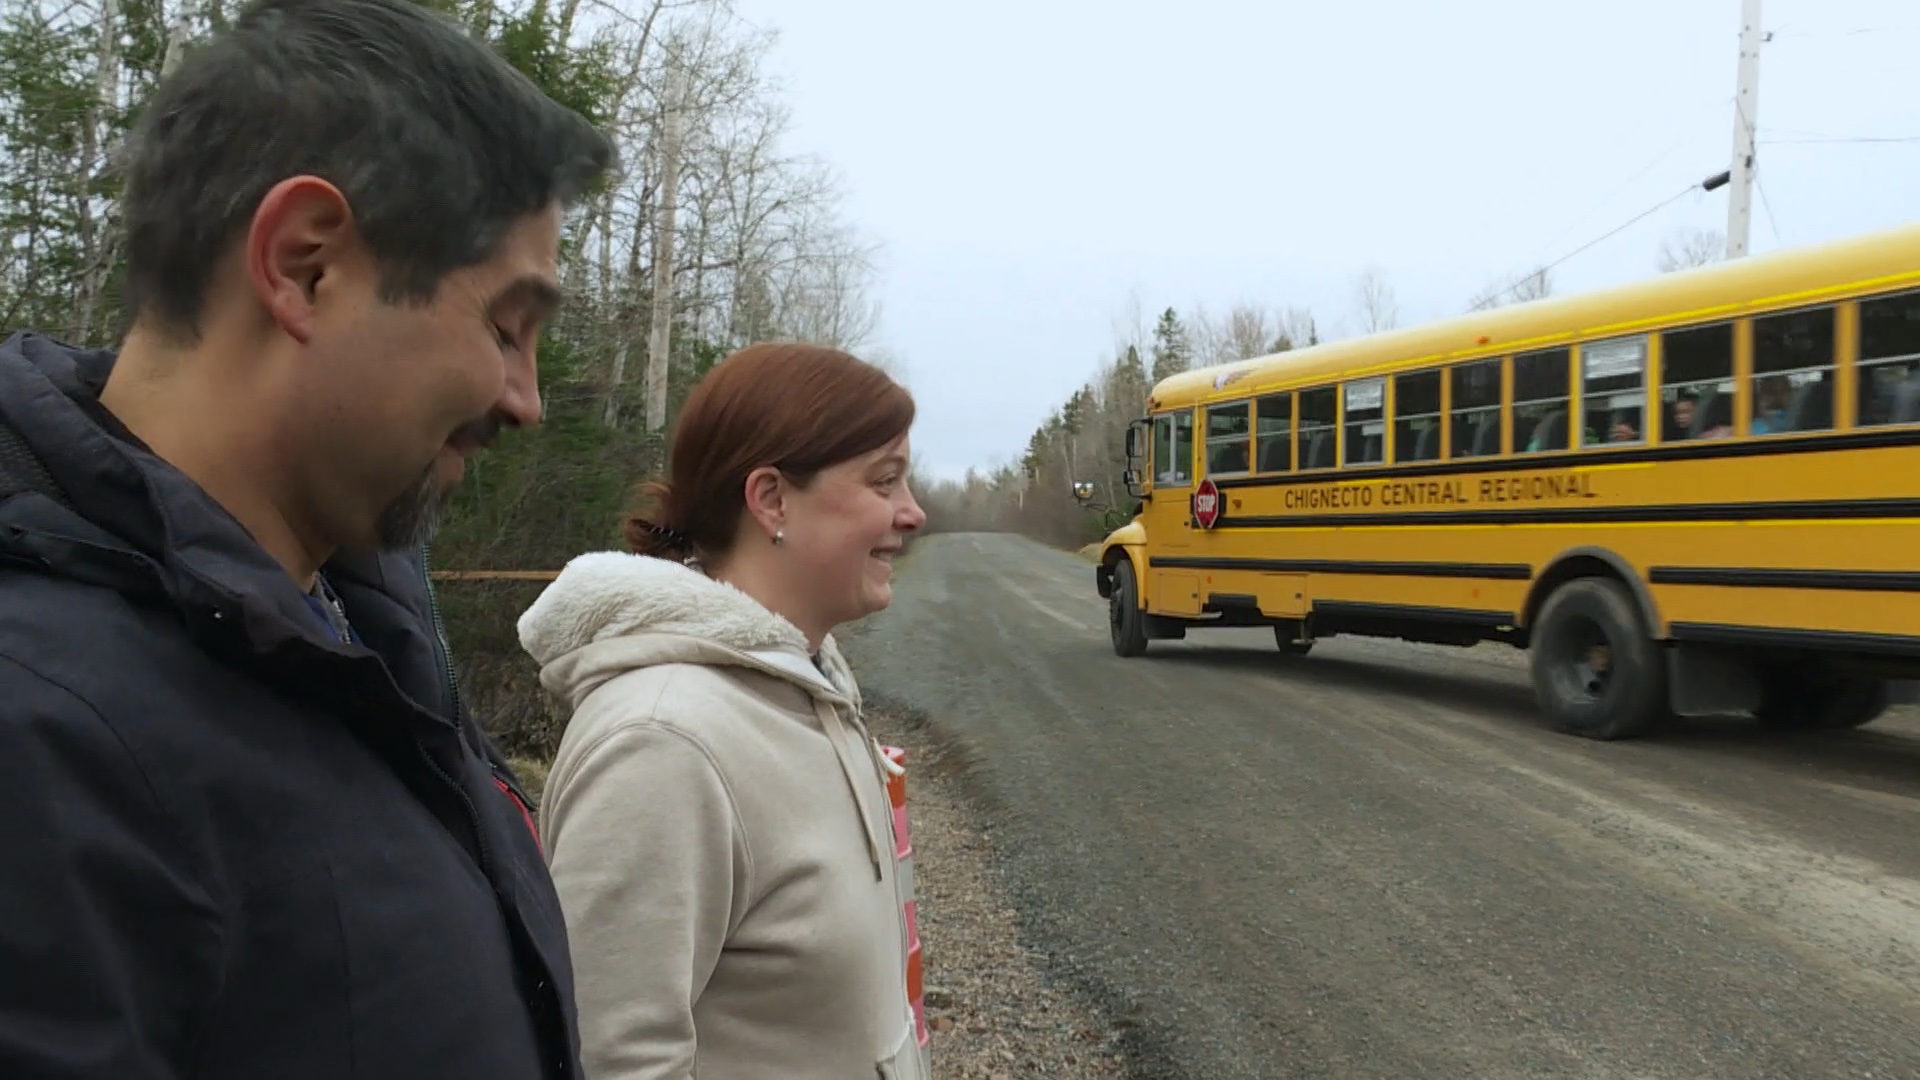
left=1667, top=391, right=1697, bottom=440
left=1751, top=375, right=1793, bottom=435
left=1667, top=388, right=1732, bottom=440
left=1860, top=362, right=1920, bottom=426
left=1667, top=392, right=1711, bottom=440
left=1525, top=411, right=1591, bottom=451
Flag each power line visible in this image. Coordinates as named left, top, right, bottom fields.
left=1759, top=134, right=1920, bottom=144
left=1544, top=185, right=1702, bottom=271
left=1768, top=24, right=1914, bottom=39
left=1518, top=97, right=1733, bottom=268
left=1753, top=166, right=1784, bottom=246
left=1482, top=182, right=1706, bottom=308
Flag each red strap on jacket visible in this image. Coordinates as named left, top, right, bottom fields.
left=494, top=776, right=542, bottom=854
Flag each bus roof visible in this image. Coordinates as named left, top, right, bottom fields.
left=1148, top=220, right=1920, bottom=410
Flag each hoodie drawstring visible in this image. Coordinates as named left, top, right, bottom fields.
left=816, top=699, right=887, bottom=882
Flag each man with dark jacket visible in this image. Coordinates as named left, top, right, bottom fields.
left=0, top=0, right=615, bottom=1076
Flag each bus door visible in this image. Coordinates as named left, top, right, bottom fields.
left=1145, top=408, right=1204, bottom=616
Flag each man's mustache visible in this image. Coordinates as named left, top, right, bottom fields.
left=450, top=413, right=511, bottom=452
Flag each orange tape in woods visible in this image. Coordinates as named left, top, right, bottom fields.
left=428, top=570, right=560, bottom=581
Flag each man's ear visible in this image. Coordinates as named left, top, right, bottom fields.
left=742, top=466, right=787, bottom=540
left=244, top=175, right=356, bottom=345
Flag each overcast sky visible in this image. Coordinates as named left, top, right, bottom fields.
left=724, top=0, right=1920, bottom=482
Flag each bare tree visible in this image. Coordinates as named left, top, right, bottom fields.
left=1185, top=303, right=1225, bottom=367
left=1277, top=305, right=1319, bottom=350
left=71, top=0, right=122, bottom=343
left=767, top=220, right=884, bottom=350
left=1512, top=267, right=1553, bottom=302
left=1658, top=227, right=1725, bottom=273
left=639, top=53, right=690, bottom=432
left=1467, top=265, right=1554, bottom=312
left=1223, top=302, right=1279, bottom=360
left=548, top=0, right=883, bottom=424
left=1109, top=288, right=1152, bottom=360
left=1353, top=267, right=1399, bottom=333
left=1190, top=301, right=1284, bottom=365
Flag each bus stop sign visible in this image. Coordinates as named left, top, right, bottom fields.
left=1192, top=478, right=1222, bottom=529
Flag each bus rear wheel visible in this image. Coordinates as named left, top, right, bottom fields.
left=1756, top=665, right=1888, bottom=730
left=1273, top=624, right=1314, bottom=657
left=1109, top=560, right=1149, bottom=657
left=1529, top=577, right=1665, bottom=740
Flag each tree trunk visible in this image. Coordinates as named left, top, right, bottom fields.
left=642, top=59, right=687, bottom=432
left=73, top=0, right=121, bottom=344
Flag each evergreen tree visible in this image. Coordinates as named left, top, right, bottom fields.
left=1149, top=306, right=1190, bottom=383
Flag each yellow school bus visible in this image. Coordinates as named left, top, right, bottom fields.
left=1089, top=222, right=1920, bottom=739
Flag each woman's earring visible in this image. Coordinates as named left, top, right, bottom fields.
left=773, top=528, right=785, bottom=546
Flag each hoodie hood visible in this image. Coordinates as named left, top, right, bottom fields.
left=518, top=549, right=861, bottom=706
left=518, top=550, right=897, bottom=877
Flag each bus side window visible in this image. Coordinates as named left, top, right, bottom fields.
left=1205, top=401, right=1251, bottom=475
left=1752, top=305, right=1836, bottom=435
left=1150, top=413, right=1179, bottom=486
left=1168, top=410, right=1195, bottom=484
left=1394, top=369, right=1442, bottom=462
left=1660, top=322, right=1734, bottom=440
left=1582, top=335, right=1648, bottom=446
left=1298, top=388, right=1337, bottom=470
left=1450, top=358, right=1501, bottom=458
left=1343, top=378, right=1386, bottom=466
left=1514, top=347, right=1572, bottom=453
left=1254, top=393, right=1292, bottom=472
left=1857, top=289, right=1920, bottom=428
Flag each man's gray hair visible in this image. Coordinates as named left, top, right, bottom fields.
left=118, top=0, right=618, bottom=342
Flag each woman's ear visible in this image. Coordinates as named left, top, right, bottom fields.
left=741, top=466, right=786, bottom=541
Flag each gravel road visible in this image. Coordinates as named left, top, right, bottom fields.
left=837, top=532, right=1920, bottom=1080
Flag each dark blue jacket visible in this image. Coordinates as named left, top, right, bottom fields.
left=0, top=332, right=580, bottom=1079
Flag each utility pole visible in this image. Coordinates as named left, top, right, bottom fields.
left=1725, top=0, right=1763, bottom=259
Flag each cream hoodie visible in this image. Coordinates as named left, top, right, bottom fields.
left=518, top=551, right=929, bottom=1080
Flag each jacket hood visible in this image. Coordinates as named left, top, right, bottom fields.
left=0, top=331, right=473, bottom=733
left=518, top=549, right=898, bottom=877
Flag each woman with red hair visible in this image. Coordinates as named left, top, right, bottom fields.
left=519, top=342, right=929, bottom=1079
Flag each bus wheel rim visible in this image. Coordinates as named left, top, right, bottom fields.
left=1547, top=613, right=1614, bottom=706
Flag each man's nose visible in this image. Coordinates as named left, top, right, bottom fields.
left=500, top=347, right=543, bottom=427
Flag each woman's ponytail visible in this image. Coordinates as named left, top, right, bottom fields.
left=621, top=479, right=698, bottom=561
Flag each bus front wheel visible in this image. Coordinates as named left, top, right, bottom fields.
left=1529, top=577, right=1665, bottom=740
left=1109, top=560, right=1149, bottom=658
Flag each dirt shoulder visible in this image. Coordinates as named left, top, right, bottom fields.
left=864, top=709, right=1132, bottom=1080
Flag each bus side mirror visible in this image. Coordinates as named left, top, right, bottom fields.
left=1071, top=480, right=1096, bottom=503
left=1125, top=423, right=1147, bottom=459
